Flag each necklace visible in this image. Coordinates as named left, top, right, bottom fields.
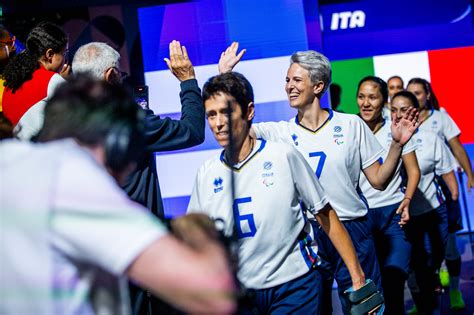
left=226, top=136, right=255, bottom=164
left=240, top=136, right=255, bottom=162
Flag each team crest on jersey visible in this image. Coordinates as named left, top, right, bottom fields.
left=333, top=126, right=344, bottom=145
left=262, top=162, right=274, bottom=187
left=291, top=134, right=299, bottom=146
left=213, top=177, right=224, bottom=193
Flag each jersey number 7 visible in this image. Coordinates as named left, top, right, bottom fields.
left=309, top=151, right=327, bottom=178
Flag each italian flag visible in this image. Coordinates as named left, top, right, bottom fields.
left=332, top=46, right=474, bottom=144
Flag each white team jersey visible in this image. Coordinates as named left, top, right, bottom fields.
left=418, top=108, right=461, bottom=169
left=187, top=140, right=328, bottom=289
left=252, top=110, right=384, bottom=221
left=418, top=109, right=460, bottom=142
left=410, top=130, right=455, bottom=216
left=359, top=120, right=417, bottom=208
left=382, top=106, right=392, bottom=121
left=0, top=139, right=166, bottom=315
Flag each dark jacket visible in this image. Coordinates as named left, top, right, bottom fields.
left=121, top=79, right=204, bottom=218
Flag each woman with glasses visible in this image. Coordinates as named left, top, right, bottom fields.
left=2, top=21, right=68, bottom=140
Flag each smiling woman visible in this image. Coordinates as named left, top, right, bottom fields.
left=356, top=76, right=387, bottom=131
left=356, top=76, right=420, bottom=314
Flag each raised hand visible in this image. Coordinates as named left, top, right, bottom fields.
left=164, top=40, right=195, bottom=82
left=391, top=107, right=420, bottom=146
left=218, top=42, right=246, bottom=74
left=59, top=64, right=71, bottom=79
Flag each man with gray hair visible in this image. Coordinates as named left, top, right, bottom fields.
left=72, top=41, right=205, bottom=315
left=72, top=42, right=122, bottom=83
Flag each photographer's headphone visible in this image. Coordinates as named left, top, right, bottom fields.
left=104, top=115, right=145, bottom=174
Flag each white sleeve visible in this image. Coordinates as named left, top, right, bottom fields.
left=357, top=117, right=385, bottom=169
left=287, top=146, right=329, bottom=215
left=434, top=135, right=455, bottom=175
left=440, top=111, right=461, bottom=141
left=52, top=153, right=167, bottom=275
left=47, top=74, right=66, bottom=99
left=252, top=121, right=289, bottom=143
left=187, top=167, right=205, bottom=214
left=402, top=137, right=417, bottom=155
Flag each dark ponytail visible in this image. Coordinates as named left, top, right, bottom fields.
left=407, top=77, right=440, bottom=110
left=3, top=21, right=67, bottom=93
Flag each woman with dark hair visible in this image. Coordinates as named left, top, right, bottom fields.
left=356, top=76, right=420, bottom=315
left=2, top=21, right=68, bottom=139
left=0, top=24, right=17, bottom=113
left=391, top=90, right=458, bottom=314
left=407, top=78, right=470, bottom=310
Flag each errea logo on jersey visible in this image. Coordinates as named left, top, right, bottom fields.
left=213, top=177, right=223, bottom=193
left=330, top=10, right=365, bottom=30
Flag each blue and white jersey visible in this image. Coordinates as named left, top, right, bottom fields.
left=419, top=108, right=460, bottom=169
left=382, top=106, right=392, bottom=121
left=252, top=110, right=384, bottom=221
left=418, top=109, right=460, bottom=142
left=187, top=140, right=328, bottom=289
left=359, top=120, right=417, bottom=208
left=411, top=129, right=455, bottom=216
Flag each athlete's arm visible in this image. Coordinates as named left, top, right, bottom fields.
left=397, top=151, right=420, bottom=225
left=448, top=136, right=473, bottom=191
left=218, top=42, right=246, bottom=74
left=145, top=40, right=205, bottom=152
left=441, top=171, right=459, bottom=201
left=127, top=215, right=236, bottom=314
left=314, top=205, right=365, bottom=290
left=363, top=108, right=419, bottom=190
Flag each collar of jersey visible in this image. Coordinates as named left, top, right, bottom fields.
left=374, top=118, right=387, bottom=135
left=220, top=139, right=267, bottom=172
left=418, top=108, right=435, bottom=127
left=294, top=108, right=333, bottom=134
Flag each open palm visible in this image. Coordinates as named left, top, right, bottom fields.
left=391, top=107, right=420, bottom=146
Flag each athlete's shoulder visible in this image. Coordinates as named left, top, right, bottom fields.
left=331, top=111, right=365, bottom=132
left=332, top=110, right=362, bottom=123
left=261, top=139, right=295, bottom=154
left=196, top=153, right=223, bottom=175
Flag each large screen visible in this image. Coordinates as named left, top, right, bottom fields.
left=138, top=0, right=323, bottom=217
left=138, top=0, right=473, bottom=225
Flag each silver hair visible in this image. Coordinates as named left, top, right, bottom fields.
left=290, top=50, right=332, bottom=95
left=72, top=42, right=120, bottom=80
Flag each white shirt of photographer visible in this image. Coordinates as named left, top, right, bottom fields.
left=0, top=139, right=167, bottom=315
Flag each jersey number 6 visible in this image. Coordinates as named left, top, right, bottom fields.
left=233, top=197, right=257, bottom=239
